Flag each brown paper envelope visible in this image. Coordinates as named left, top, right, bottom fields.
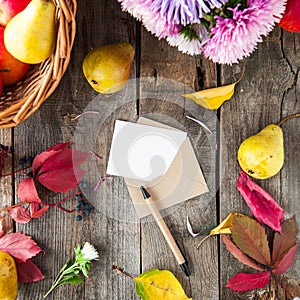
left=124, top=117, right=209, bottom=218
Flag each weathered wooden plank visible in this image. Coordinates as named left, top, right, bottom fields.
left=280, top=29, right=300, bottom=281
left=14, top=1, right=140, bottom=299
left=0, top=128, right=13, bottom=232
left=139, top=31, right=219, bottom=299
left=219, top=27, right=300, bottom=299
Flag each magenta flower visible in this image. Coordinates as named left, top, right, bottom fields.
left=202, top=0, right=286, bottom=64
left=118, top=0, right=179, bottom=38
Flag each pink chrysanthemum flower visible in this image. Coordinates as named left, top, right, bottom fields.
left=118, top=0, right=179, bottom=38
left=167, top=25, right=209, bottom=55
left=202, top=0, right=286, bottom=64
left=151, top=0, right=228, bottom=26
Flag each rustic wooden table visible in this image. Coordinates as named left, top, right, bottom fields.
left=1, top=0, right=299, bottom=299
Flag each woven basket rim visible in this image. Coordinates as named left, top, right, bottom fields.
left=0, top=0, right=77, bottom=128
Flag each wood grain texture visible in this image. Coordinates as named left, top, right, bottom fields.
left=14, top=1, right=140, bottom=299
left=139, top=30, right=219, bottom=300
left=0, top=1, right=298, bottom=299
left=219, top=28, right=300, bottom=299
left=0, top=129, right=13, bottom=232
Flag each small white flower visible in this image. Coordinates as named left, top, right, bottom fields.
left=81, top=242, right=99, bottom=261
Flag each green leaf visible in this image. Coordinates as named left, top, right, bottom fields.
left=231, top=214, right=271, bottom=266
left=61, top=274, right=84, bottom=285
left=272, top=216, right=297, bottom=266
left=134, top=269, right=191, bottom=300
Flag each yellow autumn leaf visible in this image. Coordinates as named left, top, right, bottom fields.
left=182, top=67, right=245, bottom=110
left=134, top=269, right=191, bottom=300
left=210, top=212, right=234, bottom=235
left=197, top=212, right=245, bottom=249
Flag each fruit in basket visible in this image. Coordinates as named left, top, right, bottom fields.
left=0, top=27, right=29, bottom=85
left=82, top=43, right=135, bottom=94
left=0, top=0, right=31, bottom=26
left=0, top=250, right=18, bottom=300
left=238, top=124, right=284, bottom=179
left=4, top=0, right=56, bottom=64
left=278, top=0, right=300, bottom=32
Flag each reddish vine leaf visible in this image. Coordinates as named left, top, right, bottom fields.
left=0, top=232, right=42, bottom=262
left=272, top=243, right=298, bottom=274
left=237, top=170, right=284, bottom=233
left=35, top=143, right=90, bottom=193
left=226, top=272, right=270, bottom=292
left=221, top=235, right=264, bottom=271
left=17, top=177, right=41, bottom=203
left=272, top=216, right=297, bottom=266
left=8, top=203, right=49, bottom=223
left=231, top=214, right=270, bottom=266
left=8, top=206, right=31, bottom=223
left=32, top=142, right=70, bottom=171
left=30, top=202, right=49, bottom=219
left=17, top=142, right=90, bottom=204
left=15, top=259, right=44, bottom=283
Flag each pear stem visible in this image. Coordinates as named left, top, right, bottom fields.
left=278, top=113, right=300, bottom=126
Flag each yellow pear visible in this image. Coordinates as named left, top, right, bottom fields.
left=4, top=0, right=56, bottom=64
left=238, top=124, right=284, bottom=179
left=82, top=43, right=134, bottom=94
left=0, top=250, right=18, bottom=300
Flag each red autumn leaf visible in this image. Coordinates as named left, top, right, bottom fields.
left=37, top=164, right=86, bottom=193
left=237, top=170, right=284, bottom=233
left=17, top=177, right=41, bottom=203
left=226, top=271, right=270, bottom=292
left=29, top=202, right=49, bottom=219
left=32, top=143, right=90, bottom=193
left=272, top=243, right=298, bottom=274
left=15, top=259, right=44, bottom=283
left=32, top=142, right=70, bottom=172
left=8, top=206, right=32, bottom=224
left=272, top=216, right=297, bottom=266
left=0, top=232, right=42, bottom=262
left=231, top=214, right=271, bottom=266
left=222, top=235, right=265, bottom=271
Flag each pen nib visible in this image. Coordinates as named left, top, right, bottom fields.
left=140, top=186, right=151, bottom=199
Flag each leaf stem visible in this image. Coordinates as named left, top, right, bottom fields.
left=270, top=272, right=294, bottom=299
left=112, top=265, right=134, bottom=279
left=0, top=201, right=30, bottom=213
left=43, top=261, right=80, bottom=298
left=1, top=166, right=31, bottom=177
left=196, top=235, right=211, bottom=249
left=278, top=113, right=300, bottom=126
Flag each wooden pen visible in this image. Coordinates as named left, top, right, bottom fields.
left=140, top=186, right=191, bottom=277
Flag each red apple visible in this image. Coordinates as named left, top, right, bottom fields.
left=278, top=0, right=300, bottom=32
left=0, top=0, right=31, bottom=26
left=0, top=27, right=29, bottom=85
left=0, top=75, right=3, bottom=96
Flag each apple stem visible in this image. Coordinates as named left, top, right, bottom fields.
left=278, top=113, right=300, bottom=126
left=0, top=69, right=9, bottom=73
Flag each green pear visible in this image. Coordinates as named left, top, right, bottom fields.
left=238, top=124, right=284, bottom=179
left=4, top=0, right=56, bottom=64
left=82, top=43, right=134, bottom=94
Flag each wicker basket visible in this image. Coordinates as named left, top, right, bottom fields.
left=0, top=0, right=77, bottom=128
